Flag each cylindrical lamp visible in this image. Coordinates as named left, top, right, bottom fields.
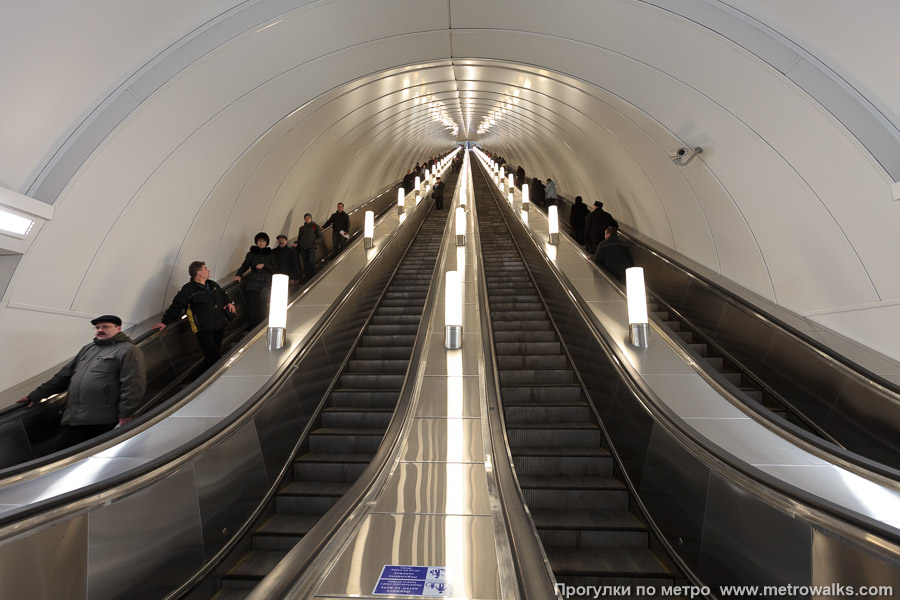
left=364, top=210, right=374, bottom=249
left=415, top=175, right=421, bottom=191
left=626, top=267, right=650, bottom=348
left=397, top=187, right=405, bottom=215
left=507, top=191, right=514, bottom=205
left=522, top=183, right=530, bottom=212
left=508, top=174, right=514, bottom=189
left=267, top=274, right=289, bottom=350
left=455, top=207, right=466, bottom=246
left=548, top=205, right=559, bottom=244
left=445, top=270, right=462, bottom=349
left=416, top=191, right=422, bottom=205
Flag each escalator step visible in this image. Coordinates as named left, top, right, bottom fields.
left=252, top=513, right=321, bottom=550
left=499, top=369, right=574, bottom=385
left=513, top=453, right=612, bottom=476
left=330, top=390, right=400, bottom=407
left=494, top=341, right=561, bottom=355
left=339, top=373, right=405, bottom=389
left=496, top=355, right=569, bottom=371
left=504, top=404, right=591, bottom=424
left=545, top=547, right=673, bottom=579
left=353, top=346, right=413, bottom=360
left=346, top=359, right=410, bottom=373
left=500, top=384, right=582, bottom=403
left=493, top=330, right=557, bottom=343
left=321, top=407, right=394, bottom=429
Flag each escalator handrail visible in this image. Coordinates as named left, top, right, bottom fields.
left=165, top=179, right=452, bottom=600
left=0, top=181, right=423, bottom=531
left=245, top=173, right=460, bottom=600
left=0, top=186, right=404, bottom=479
left=533, top=195, right=900, bottom=485
left=491, top=174, right=900, bottom=548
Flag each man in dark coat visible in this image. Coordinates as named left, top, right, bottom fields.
left=531, top=177, right=545, bottom=209
left=154, top=261, right=236, bottom=369
left=20, top=314, right=147, bottom=449
left=323, top=202, right=351, bottom=258
left=273, top=235, right=301, bottom=284
left=593, top=227, right=634, bottom=283
left=431, top=176, right=446, bottom=209
left=569, top=196, right=589, bottom=245
left=294, top=213, right=323, bottom=280
left=515, top=165, right=526, bottom=189
left=233, top=232, right=276, bottom=328
left=402, top=170, right=415, bottom=192
left=584, top=201, right=618, bottom=254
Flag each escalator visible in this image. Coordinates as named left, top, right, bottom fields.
left=538, top=194, right=900, bottom=474
left=210, top=186, right=456, bottom=598
left=0, top=186, right=405, bottom=478
left=473, top=165, right=684, bottom=592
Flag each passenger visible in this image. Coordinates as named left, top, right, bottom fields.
left=19, top=315, right=146, bottom=449
left=531, top=177, right=545, bottom=209
left=402, top=170, right=415, bottom=192
left=272, top=235, right=301, bottom=285
left=593, top=227, right=634, bottom=283
left=544, top=178, right=558, bottom=207
left=569, top=196, right=589, bottom=245
left=233, top=232, right=275, bottom=328
left=431, top=176, right=446, bottom=210
left=584, top=201, right=618, bottom=255
left=153, top=261, right=236, bottom=370
left=323, top=202, right=351, bottom=258
left=294, top=213, right=323, bottom=281
left=516, top=165, right=526, bottom=189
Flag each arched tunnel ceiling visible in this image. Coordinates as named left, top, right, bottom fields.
left=1, top=0, right=899, bottom=389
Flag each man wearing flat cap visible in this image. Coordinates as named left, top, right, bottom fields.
left=583, top=200, right=618, bottom=255
left=19, top=315, right=146, bottom=449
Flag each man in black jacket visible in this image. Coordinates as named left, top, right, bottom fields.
left=584, top=201, right=618, bottom=254
left=569, top=196, right=589, bottom=245
left=323, top=202, right=351, bottom=258
left=431, top=177, right=446, bottom=209
left=19, top=314, right=146, bottom=449
left=593, top=227, right=634, bottom=283
left=273, top=235, right=301, bottom=284
left=153, top=261, right=236, bottom=369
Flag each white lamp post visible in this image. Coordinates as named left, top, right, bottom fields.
left=508, top=191, right=514, bottom=205
left=626, top=267, right=650, bottom=347
left=364, top=210, right=374, bottom=249
left=456, top=207, right=466, bottom=246
left=397, top=187, right=405, bottom=215
left=267, top=274, right=289, bottom=349
left=522, top=183, right=530, bottom=212
left=445, top=270, right=462, bottom=350
left=548, top=205, right=559, bottom=244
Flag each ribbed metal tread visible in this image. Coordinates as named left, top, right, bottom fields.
left=517, top=474, right=624, bottom=491
left=225, top=550, right=285, bottom=579
left=295, top=451, right=375, bottom=464
left=510, top=445, right=610, bottom=457
left=279, top=480, right=352, bottom=496
left=255, top=513, right=321, bottom=536
left=545, top=547, right=673, bottom=578
left=530, top=508, right=644, bottom=531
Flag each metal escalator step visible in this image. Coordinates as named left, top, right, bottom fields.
left=492, top=319, right=553, bottom=331
left=373, top=306, right=424, bottom=316
left=518, top=474, right=625, bottom=491
left=339, top=373, right=405, bottom=389
left=489, top=302, right=544, bottom=312
left=491, top=310, right=549, bottom=321
left=494, top=341, right=561, bottom=355
left=675, top=330, right=694, bottom=343
left=705, top=357, right=724, bottom=370
left=308, top=428, right=386, bottom=453
left=545, top=546, right=673, bottom=579
left=504, top=404, right=592, bottom=424
left=294, top=454, right=372, bottom=482
left=720, top=371, right=742, bottom=386
left=507, top=424, right=603, bottom=448
left=741, top=388, right=764, bottom=402
left=353, top=346, right=413, bottom=360
left=521, top=484, right=629, bottom=510
left=500, top=384, right=582, bottom=403
left=330, top=390, right=400, bottom=408
left=513, top=453, right=612, bottom=476
left=531, top=508, right=646, bottom=535
left=492, top=330, right=557, bottom=343
left=499, top=369, right=574, bottom=385
left=346, top=359, right=410, bottom=373
left=360, top=334, right=416, bottom=346
left=496, top=355, right=568, bottom=370
left=321, top=407, right=394, bottom=429
left=212, top=588, right=252, bottom=599
left=252, top=513, right=321, bottom=550
left=223, top=549, right=286, bottom=582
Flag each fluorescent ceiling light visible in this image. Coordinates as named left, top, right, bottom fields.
left=0, top=208, right=34, bottom=236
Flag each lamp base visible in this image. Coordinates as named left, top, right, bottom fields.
left=267, top=327, right=285, bottom=350
left=630, top=323, right=650, bottom=348
left=456, top=234, right=465, bottom=246
left=549, top=232, right=559, bottom=245
left=364, top=237, right=374, bottom=249
left=522, top=203, right=530, bottom=212
left=445, top=325, right=462, bottom=350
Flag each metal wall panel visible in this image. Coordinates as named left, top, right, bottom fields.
left=699, top=472, right=812, bottom=592
left=253, top=377, right=306, bottom=483
left=811, top=528, right=900, bottom=596
left=639, top=425, right=711, bottom=572
left=194, top=421, right=270, bottom=558
left=0, top=515, right=87, bottom=600
left=87, top=467, right=204, bottom=600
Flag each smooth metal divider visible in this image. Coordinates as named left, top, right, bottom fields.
left=0, top=182, right=446, bottom=595
left=488, top=165, right=900, bottom=588
left=0, top=183, right=404, bottom=481
left=245, top=175, right=460, bottom=600
left=469, top=163, right=560, bottom=600
left=167, top=188, right=446, bottom=599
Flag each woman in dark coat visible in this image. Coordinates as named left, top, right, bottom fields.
left=569, top=196, right=589, bottom=245
left=233, top=232, right=276, bottom=328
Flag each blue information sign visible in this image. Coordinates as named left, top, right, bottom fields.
left=373, top=565, right=452, bottom=597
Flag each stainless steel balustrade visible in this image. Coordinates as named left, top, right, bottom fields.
left=480, top=158, right=900, bottom=595
left=0, top=172, right=447, bottom=600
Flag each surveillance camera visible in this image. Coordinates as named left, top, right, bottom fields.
left=671, top=146, right=702, bottom=166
